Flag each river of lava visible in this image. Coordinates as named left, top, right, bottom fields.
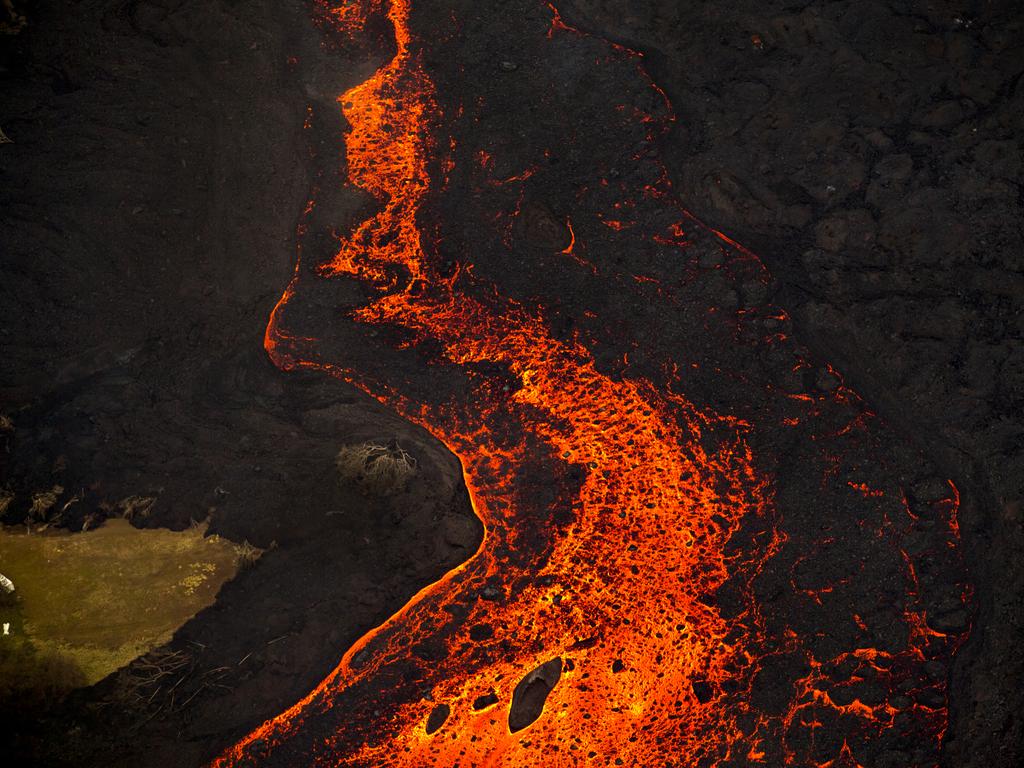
left=217, top=1, right=776, bottom=766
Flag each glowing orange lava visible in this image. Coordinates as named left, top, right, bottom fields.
left=214, top=1, right=969, bottom=766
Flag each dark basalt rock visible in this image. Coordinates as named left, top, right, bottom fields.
left=472, top=691, right=500, bottom=710
left=508, top=657, right=563, bottom=733
left=425, top=703, right=450, bottom=734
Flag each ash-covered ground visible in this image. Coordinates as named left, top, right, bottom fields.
left=0, top=1, right=1020, bottom=766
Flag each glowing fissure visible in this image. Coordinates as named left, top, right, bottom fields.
left=216, top=1, right=968, bottom=766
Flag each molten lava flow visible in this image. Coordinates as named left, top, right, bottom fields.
left=225, top=1, right=770, bottom=765
left=216, top=1, right=969, bottom=766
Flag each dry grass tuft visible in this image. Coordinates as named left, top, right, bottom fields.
left=29, top=485, right=63, bottom=520
left=123, top=648, right=191, bottom=694
left=336, top=439, right=417, bottom=497
left=233, top=539, right=263, bottom=569
left=116, top=647, right=233, bottom=715
left=119, top=495, right=155, bottom=521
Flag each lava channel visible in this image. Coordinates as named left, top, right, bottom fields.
left=213, top=1, right=971, bottom=766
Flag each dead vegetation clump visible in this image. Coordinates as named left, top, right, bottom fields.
left=121, top=648, right=191, bottom=703
left=336, top=439, right=418, bottom=497
left=118, top=495, right=155, bottom=521
left=117, top=647, right=232, bottom=716
left=22, top=486, right=90, bottom=530
left=28, top=486, right=63, bottom=520
left=233, top=539, right=262, bottom=569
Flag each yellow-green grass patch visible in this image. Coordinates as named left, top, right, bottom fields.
left=0, top=518, right=247, bottom=705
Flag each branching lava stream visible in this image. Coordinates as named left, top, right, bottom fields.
left=213, top=1, right=970, bottom=766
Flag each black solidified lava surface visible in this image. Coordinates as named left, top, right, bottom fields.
left=1, top=1, right=1021, bottom=766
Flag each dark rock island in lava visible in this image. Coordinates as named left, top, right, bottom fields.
left=1, top=1, right=1020, bottom=767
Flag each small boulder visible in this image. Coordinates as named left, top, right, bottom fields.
left=508, top=657, right=563, bottom=733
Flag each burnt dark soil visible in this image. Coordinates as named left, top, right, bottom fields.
left=0, top=0, right=1020, bottom=766
left=0, top=1, right=480, bottom=764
